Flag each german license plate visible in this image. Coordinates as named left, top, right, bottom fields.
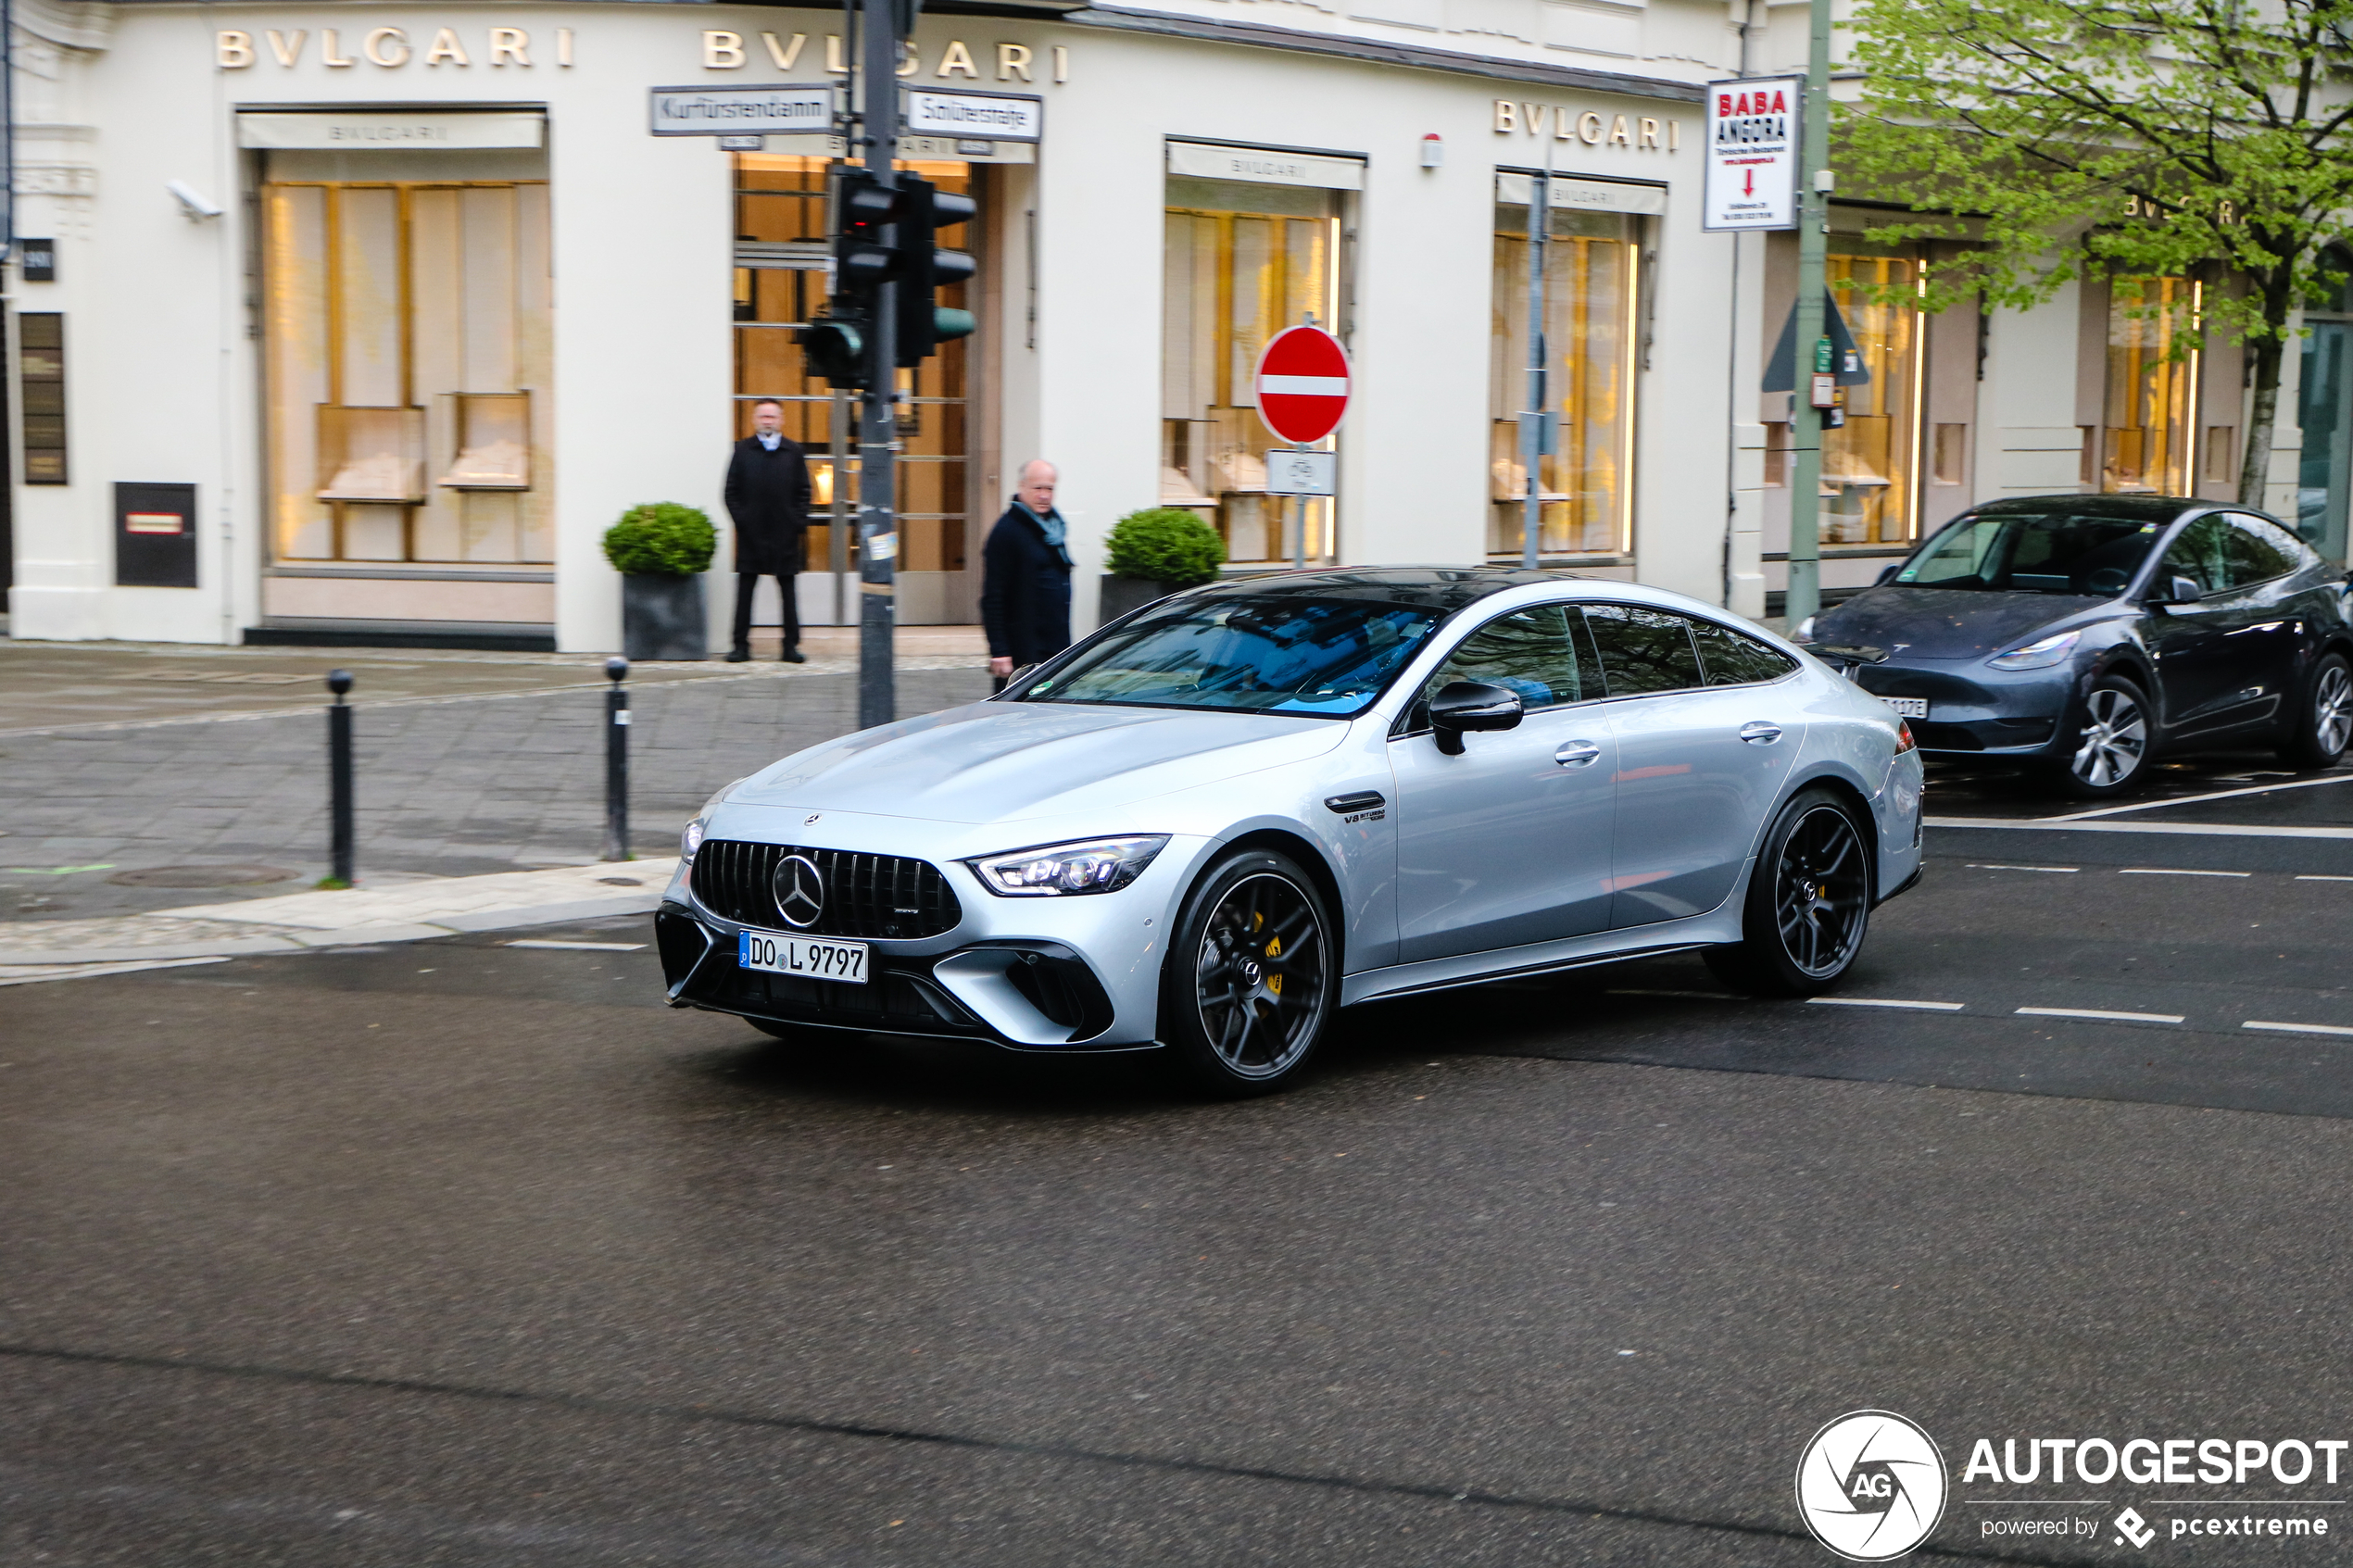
left=737, top=929, right=869, bottom=985
left=1879, top=696, right=1929, bottom=719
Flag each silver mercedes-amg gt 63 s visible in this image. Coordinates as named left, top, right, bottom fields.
left=657, top=568, right=1925, bottom=1094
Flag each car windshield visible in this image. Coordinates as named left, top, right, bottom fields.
left=1020, top=596, right=1443, bottom=717
left=1892, top=510, right=2166, bottom=596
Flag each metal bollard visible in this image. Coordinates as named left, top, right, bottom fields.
left=325, top=670, right=355, bottom=887
left=602, top=657, right=631, bottom=862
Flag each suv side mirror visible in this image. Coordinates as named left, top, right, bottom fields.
left=1429, top=680, right=1524, bottom=756
left=2147, top=574, right=2205, bottom=608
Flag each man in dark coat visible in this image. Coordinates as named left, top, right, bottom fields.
left=724, top=398, right=813, bottom=662
left=981, top=458, right=1073, bottom=680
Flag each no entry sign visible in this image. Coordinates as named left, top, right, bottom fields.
left=1253, top=326, right=1352, bottom=445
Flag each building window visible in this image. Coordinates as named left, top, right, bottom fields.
left=1163, top=177, right=1340, bottom=565
left=1820, top=253, right=1924, bottom=546
left=2102, top=276, right=2199, bottom=495
left=1489, top=193, right=1635, bottom=558
left=731, top=154, right=975, bottom=579
left=262, top=178, right=553, bottom=564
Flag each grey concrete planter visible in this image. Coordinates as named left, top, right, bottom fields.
left=1098, top=574, right=1180, bottom=630
left=621, top=572, right=707, bottom=662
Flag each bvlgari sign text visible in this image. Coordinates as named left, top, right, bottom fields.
left=1491, top=100, right=1680, bottom=151
left=219, top=26, right=573, bottom=69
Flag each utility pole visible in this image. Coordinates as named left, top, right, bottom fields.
left=1520, top=169, right=1550, bottom=571
left=853, top=0, right=901, bottom=731
left=1784, top=0, right=1832, bottom=630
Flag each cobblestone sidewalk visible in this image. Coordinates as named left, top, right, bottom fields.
left=1, top=661, right=993, bottom=924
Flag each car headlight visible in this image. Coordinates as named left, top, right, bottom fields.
left=1987, top=630, right=2082, bottom=671
left=682, top=779, right=746, bottom=860
left=1792, top=615, right=1817, bottom=644
left=968, top=835, right=1170, bottom=897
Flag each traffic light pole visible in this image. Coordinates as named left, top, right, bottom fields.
left=1785, top=0, right=1831, bottom=631
left=854, top=0, right=900, bottom=731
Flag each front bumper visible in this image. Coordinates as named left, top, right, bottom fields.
left=1854, top=660, right=2072, bottom=757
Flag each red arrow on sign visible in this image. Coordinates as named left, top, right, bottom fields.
left=1253, top=325, right=1352, bottom=445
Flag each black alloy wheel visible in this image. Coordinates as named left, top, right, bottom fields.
left=1162, top=848, right=1336, bottom=1096
left=2055, top=675, right=2151, bottom=798
left=2282, top=653, right=2353, bottom=771
left=1706, top=787, right=1872, bottom=997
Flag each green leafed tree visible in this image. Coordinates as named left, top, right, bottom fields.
left=1840, top=0, right=2353, bottom=508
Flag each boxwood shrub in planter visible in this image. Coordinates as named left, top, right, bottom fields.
left=603, top=503, right=716, bottom=662
left=1100, top=508, right=1226, bottom=627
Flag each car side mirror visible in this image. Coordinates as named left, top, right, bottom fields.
left=2148, top=574, right=2205, bottom=609
left=1875, top=563, right=1902, bottom=585
left=1429, top=680, right=1524, bottom=756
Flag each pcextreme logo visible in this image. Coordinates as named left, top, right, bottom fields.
left=1796, top=1411, right=1950, bottom=1562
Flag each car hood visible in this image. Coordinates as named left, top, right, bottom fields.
left=729, top=700, right=1351, bottom=823
left=1814, top=586, right=2115, bottom=661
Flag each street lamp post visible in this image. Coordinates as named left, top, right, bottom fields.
left=1784, top=0, right=1833, bottom=632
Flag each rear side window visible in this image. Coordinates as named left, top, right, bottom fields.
left=1583, top=604, right=1704, bottom=696
left=2222, top=514, right=2302, bottom=586
left=1423, top=605, right=1593, bottom=711
left=1690, top=619, right=1800, bottom=685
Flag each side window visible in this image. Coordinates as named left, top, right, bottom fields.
left=2222, top=513, right=2302, bottom=586
left=1690, top=618, right=1800, bottom=685
left=1584, top=603, right=1705, bottom=696
left=1421, top=605, right=1591, bottom=714
left=2160, top=515, right=2234, bottom=596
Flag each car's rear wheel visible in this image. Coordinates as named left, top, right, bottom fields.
left=2280, top=653, right=2353, bottom=771
left=2053, top=675, right=2151, bottom=797
left=1161, top=848, right=1335, bottom=1096
left=1705, top=788, right=1872, bottom=997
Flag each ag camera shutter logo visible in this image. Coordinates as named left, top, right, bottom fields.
left=1796, top=1410, right=1949, bottom=1561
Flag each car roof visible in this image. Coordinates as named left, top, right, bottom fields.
left=1969, top=494, right=2214, bottom=523
left=1190, top=566, right=1579, bottom=614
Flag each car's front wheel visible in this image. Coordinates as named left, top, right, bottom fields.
left=1161, top=847, right=1336, bottom=1096
left=1705, top=787, right=1873, bottom=997
left=2281, top=652, right=2353, bottom=771
left=2054, top=675, right=2151, bottom=797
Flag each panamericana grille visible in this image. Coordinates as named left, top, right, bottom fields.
left=690, top=839, right=963, bottom=939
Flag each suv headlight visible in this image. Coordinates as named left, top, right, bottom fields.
left=682, top=779, right=746, bottom=860
left=1987, top=630, right=2081, bottom=671
left=969, top=835, right=1169, bottom=897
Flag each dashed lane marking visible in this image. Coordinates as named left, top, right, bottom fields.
left=1806, top=997, right=1967, bottom=1012
left=2243, top=1021, right=2353, bottom=1039
left=2119, top=867, right=2253, bottom=878
left=2017, top=1006, right=2185, bottom=1024
left=504, top=940, right=648, bottom=951
left=2298, top=875, right=2353, bottom=883
left=1966, top=863, right=2080, bottom=872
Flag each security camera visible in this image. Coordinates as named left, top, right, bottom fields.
left=166, top=180, right=223, bottom=220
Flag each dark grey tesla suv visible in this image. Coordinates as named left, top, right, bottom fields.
left=1795, top=495, right=2353, bottom=796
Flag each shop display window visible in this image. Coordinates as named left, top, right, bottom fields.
left=2296, top=263, right=2353, bottom=557
left=1820, top=253, right=1926, bottom=546
left=2103, top=276, right=2199, bottom=495
left=262, top=174, right=553, bottom=565
left=1162, top=177, right=1341, bottom=566
left=731, top=154, right=972, bottom=576
left=1488, top=199, right=1635, bottom=558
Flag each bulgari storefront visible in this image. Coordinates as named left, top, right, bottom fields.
left=4, top=0, right=1742, bottom=649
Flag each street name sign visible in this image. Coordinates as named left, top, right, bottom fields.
left=903, top=89, right=1042, bottom=143
left=649, top=83, right=835, bottom=137
left=1703, top=76, right=1800, bottom=232
left=1252, top=325, right=1352, bottom=445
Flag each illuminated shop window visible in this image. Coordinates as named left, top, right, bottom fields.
left=1821, top=253, right=1926, bottom=546
left=2103, top=277, right=2199, bottom=495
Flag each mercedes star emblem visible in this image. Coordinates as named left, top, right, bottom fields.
left=805, top=813, right=822, bottom=825
left=773, top=853, right=825, bottom=929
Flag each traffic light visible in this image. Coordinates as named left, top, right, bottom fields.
left=796, top=311, right=867, bottom=390
left=832, top=167, right=902, bottom=301
left=893, top=174, right=978, bottom=367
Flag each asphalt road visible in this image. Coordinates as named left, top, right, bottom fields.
left=7, top=808, right=2353, bottom=1564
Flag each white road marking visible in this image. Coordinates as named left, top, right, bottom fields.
left=2297, top=874, right=2353, bottom=882
left=1966, top=863, right=2079, bottom=872
left=2051, top=771, right=2353, bottom=821
left=1806, top=997, right=1967, bottom=1011
left=2017, top=1006, right=2185, bottom=1024
left=2119, top=867, right=2252, bottom=877
left=1929, top=817, right=2353, bottom=840
left=2244, top=1021, right=2353, bottom=1038
left=0, top=956, right=230, bottom=986
left=504, top=939, right=648, bottom=951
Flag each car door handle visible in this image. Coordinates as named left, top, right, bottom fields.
left=1738, top=721, right=1783, bottom=745
left=1554, top=740, right=1603, bottom=768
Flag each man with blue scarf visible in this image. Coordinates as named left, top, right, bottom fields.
left=981, top=458, right=1073, bottom=680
